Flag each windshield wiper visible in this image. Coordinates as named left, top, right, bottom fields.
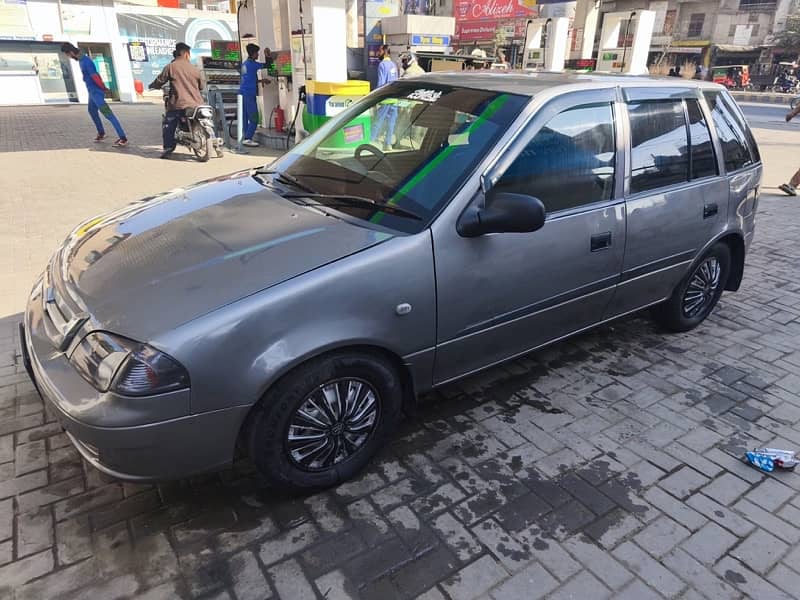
left=283, top=193, right=423, bottom=221
left=253, top=169, right=317, bottom=194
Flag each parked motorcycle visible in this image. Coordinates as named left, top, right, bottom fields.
left=159, top=83, right=223, bottom=162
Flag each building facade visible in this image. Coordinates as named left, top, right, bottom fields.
left=0, top=0, right=237, bottom=105
left=598, top=0, right=797, bottom=77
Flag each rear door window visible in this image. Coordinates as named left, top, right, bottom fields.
left=628, top=100, right=689, bottom=193
left=703, top=90, right=755, bottom=172
left=686, top=99, right=718, bottom=179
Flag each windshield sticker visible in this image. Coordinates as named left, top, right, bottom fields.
left=343, top=123, right=364, bottom=144
left=407, top=89, right=443, bottom=103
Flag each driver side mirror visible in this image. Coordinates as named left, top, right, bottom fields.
left=457, top=190, right=546, bottom=237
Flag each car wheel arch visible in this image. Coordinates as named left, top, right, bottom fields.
left=718, top=232, right=745, bottom=291
left=234, top=344, right=417, bottom=453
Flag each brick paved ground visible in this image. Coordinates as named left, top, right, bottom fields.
left=0, top=104, right=799, bottom=599
left=0, top=104, right=281, bottom=318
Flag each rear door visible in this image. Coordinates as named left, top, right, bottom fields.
left=607, top=88, right=728, bottom=317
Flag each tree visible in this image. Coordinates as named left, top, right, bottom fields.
left=772, top=15, right=800, bottom=49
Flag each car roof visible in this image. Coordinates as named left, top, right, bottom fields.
left=414, top=71, right=726, bottom=96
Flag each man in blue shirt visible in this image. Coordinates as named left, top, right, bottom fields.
left=239, top=43, right=272, bottom=147
left=61, top=43, right=128, bottom=147
left=371, top=45, right=399, bottom=150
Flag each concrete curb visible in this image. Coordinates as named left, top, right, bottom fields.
left=730, top=92, right=794, bottom=105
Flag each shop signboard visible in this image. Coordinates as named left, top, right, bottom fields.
left=455, top=0, right=537, bottom=22
left=410, top=34, right=450, bottom=45
left=116, top=12, right=237, bottom=85
left=0, top=0, right=34, bottom=39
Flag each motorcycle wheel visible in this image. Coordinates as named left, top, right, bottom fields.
left=193, top=129, right=211, bottom=163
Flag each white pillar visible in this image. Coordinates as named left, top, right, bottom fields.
left=311, top=0, right=348, bottom=82
left=578, top=0, right=600, bottom=61
left=596, top=10, right=655, bottom=75
left=523, top=18, right=569, bottom=71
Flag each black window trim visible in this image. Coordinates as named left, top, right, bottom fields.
left=684, top=97, right=720, bottom=181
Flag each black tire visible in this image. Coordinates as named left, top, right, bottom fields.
left=652, top=242, right=731, bottom=333
left=246, top=352, right=403, bottom=493
left=193, top=128, right=211, bottom=162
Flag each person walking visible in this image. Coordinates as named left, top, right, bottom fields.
left=61, top=43, right=128, bottom=147
left=149, top=42, right=205, bottom=159
left=371, top=45, right=399, bottom=150
left=779, top=103, right=800, bottom=195
left=239, top=43, right=272, bottom=147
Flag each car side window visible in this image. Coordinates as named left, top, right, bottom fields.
left=628, top=100, right=689, bottom=194
left=686, top=99, right=718, bottom=179
left=703, top=90, right=754, bottom=172
left=493, top=103, right=616, bottom=213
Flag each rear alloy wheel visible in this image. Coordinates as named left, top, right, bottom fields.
left=246, top=352, right=402, bottom=492
left=652, top=242, right=731, bottom=332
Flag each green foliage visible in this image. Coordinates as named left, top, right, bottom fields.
left=772, top=15, right=800, bottom=49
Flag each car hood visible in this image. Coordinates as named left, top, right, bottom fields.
left=58, top=171, right=394, bottom=340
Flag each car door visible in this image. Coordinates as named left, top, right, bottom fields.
left=702, top=89, right=761, bottom=250
left=431, top=89, right=625, bottom=385
left=606, top=88, right=729, bottom=317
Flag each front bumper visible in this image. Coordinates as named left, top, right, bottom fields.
left=21, top=293, right=250, bottom=482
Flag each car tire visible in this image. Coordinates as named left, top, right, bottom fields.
left=246, top=352, right=403, bottom=493
left=652, top=242, right=731, bottom=333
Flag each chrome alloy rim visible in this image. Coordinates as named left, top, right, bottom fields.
left=287, top=378, right=380, bottom=471
left=683, top=257, right=721, bottom=318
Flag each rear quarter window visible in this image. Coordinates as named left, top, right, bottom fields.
left=703, top=90, right=758, bottom=172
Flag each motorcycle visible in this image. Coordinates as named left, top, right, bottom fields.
left=160, top=83, right=223, bottom=162
left=770, top=75, right=799, bottom=94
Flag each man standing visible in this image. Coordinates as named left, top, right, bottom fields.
left=239, top=43, right=272, bottom=147
left=149, top=42, right=205, bottom=159
left=371, top=45, right=399, bottom=150
left=61, top=43, right=128, bottom=147
left=780, top=102, right=800, bottom=195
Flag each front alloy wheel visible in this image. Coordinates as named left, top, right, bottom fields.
left=246, top=352, right=402, bottom=492
left=287, top=378, right=380, bottom=471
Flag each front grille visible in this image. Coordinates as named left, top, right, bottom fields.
left=41, top=254, right=88, bottom=352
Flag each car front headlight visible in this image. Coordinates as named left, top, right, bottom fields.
left=70, top=332, right=189, bottom=396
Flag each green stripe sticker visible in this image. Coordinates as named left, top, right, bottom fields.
left=370, top=94, right=511, bottom=224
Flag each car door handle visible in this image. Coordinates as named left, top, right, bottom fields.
left=703, top=203, right=718, bottom=219
left=590, top=232, right=612, bottom=252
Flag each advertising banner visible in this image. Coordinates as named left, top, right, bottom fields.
left=454, top=0, right=537, bottom=22
left=116, top=12, right=236, bottom=85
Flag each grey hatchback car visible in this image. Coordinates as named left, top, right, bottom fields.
left=22, top=73, right=761, bottom=491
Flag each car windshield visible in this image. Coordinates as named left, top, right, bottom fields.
left=266, top=82, right=528, bottom=234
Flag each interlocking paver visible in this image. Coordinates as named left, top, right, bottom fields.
left=680, top=521, right=738, bottom=565
left=0, top=105, right=799, bottom=599
left=441, top=555, right=508, bottom=600
left=730, top=529, right=789, bottom=575
left=489, top=561, right=558, bottom=600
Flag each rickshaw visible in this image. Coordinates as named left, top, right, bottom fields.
left=712, top=65, right=750, bottom=90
